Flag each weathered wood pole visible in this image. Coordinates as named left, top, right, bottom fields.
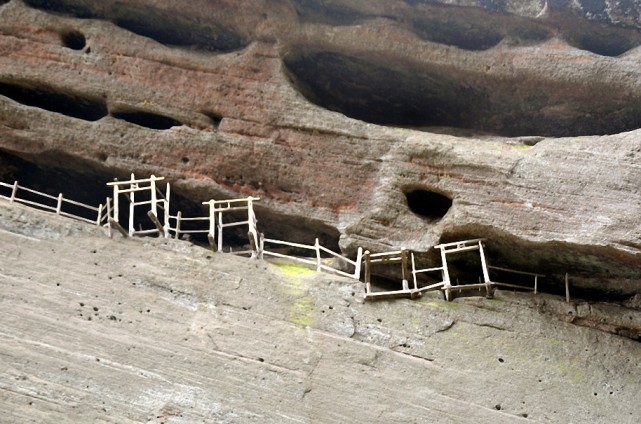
left=364, top=250, right=371, bottom=296
left=10, top=181, right=18, bottom=203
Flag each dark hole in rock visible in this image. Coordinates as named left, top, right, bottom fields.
left=111, top=110, right=182, bottom=130
left=567, top=30, right=639, bottom=57
left=405, top=189, right=452, bottom=220
left=0, top=80, right=107, bottom=121
left=284, top=49, right=641, bottom=137
left=23, top=0, right=94, bottom=18
left=112, top=17, right=245, bottom=52
left=293, top=0, right=369, bottom=25
left=24, top=0, right=247, bottom=52
left=203, top=111, right=223, bottom=129
left=60, top=29, right=86, bottom=50
left=412, top=17, right=503, bottom=51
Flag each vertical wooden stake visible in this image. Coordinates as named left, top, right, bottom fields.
left=164, top=183, right=171, bottom=238
left=411, top=252, right=418, bottom=290
left=354, top=247, right=363, bottom=280
left=401, top=249, right=408, bottom=291
left=565, top=272, right=570, bottom=303
left=112, top=184, right=119, bottom=223
left=129, top=185, right=136, bottom=236
left=96, top=203, right=103, bottom=226
left=534, top=275, right=538, bottom=294
left=56, top=193, right=63, bottom=215
left=364, top=250, right=371, bottom=296
left=175, top=211, right=182, bottom=240
left=10, top=181, right=18, bottom=203
left=217, top=208, right=224, bottom=253
left=315, top=238, right=321, bottom=272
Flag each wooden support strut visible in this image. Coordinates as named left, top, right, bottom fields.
left=109, top=218, right=128, bottom=238
left=147, top=211, right=164, bottom=236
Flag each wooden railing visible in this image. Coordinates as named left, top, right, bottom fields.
left=259, top=235, right=362, bottom=280
left=0, top=180, right=105, bottom=226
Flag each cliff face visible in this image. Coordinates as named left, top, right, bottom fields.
left=1, top=0, right=641, bottom=297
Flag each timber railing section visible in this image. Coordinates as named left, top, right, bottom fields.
left=0, top=180, right=108, bottom=227
left=259, top=235, right=363, bottom=280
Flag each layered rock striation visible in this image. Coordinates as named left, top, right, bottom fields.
left=1, top=0, right=641, bottom=297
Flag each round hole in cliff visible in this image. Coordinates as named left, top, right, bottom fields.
left=404, top=189, right=452, bottom=220
left=60, top=30, right=86, bottom=50
left=284, top=49, right=641, bottom=137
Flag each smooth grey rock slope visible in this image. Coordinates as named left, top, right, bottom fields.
left=1, top=200, right=640, bottom=423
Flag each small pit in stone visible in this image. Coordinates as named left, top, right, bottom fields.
left=404, top=189, right=452, bottom=220
left=60, top=29, right=86, bottom=50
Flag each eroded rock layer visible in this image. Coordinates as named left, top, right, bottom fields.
left=1, top=0, right=641, bottom=297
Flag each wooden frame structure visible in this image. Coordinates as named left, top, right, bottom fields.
left=363, top=238, right=544, bottom=301
left=203, top=197, right=260, bottom=256
left=107, top=174, right=169, bottom=237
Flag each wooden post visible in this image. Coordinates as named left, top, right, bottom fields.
left=217, top=208, right=224, bottom=253
left=163, top=183, right=171, bottom=238
left=354, top=247, right=363, bottom=280
left=10, top=181, right=18, bottom=203
left=112, top=184, right=119, bottom=223
left=534, top=275, right=538, bottom=294
left=109, top=218, right=128, bottom=238
left=106, top=197, right=113, bottom=238
left=364, top=250, right=371, bottom=296
left=411, top=252, right=418, bottom=290
left=315, top=238, right=321, bottom=272
left=439, top=247, right=452, bottom=301
left=478, top=241, right=493, bottom=298
left=175, top=211, right=182, bottom=240
left=259, top=232, right=265, bottom=260
left=150, top=175, right=158, bottom=218
left=248, top=231, right=257, bottom=259
left=55, top=193, right=63, bottom=215
left=565, top=273, right=570, bottom=303
left=401, top=249, right=409, bottom=291
left=147, top=211, right=164, bottom=236
left=128, top=175, right=135, bottom=236
left=96, top=203, right=103, bottom=226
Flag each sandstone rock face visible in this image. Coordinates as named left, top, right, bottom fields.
left=2, top=201, right=641, bottom=423
left=1, top=0, right=641, bottom=297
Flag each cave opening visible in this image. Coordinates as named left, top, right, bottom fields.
left=284, top=49, right=641, bottom=137
left=0, top=81, right=107, bottom=121
left=111, top=110, right=183, bottom=130
left=405, top=189, right=452, bottom=220
left=23, top=0, right=247, bottom=53
left=60, top=29, right=86, bottom=50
